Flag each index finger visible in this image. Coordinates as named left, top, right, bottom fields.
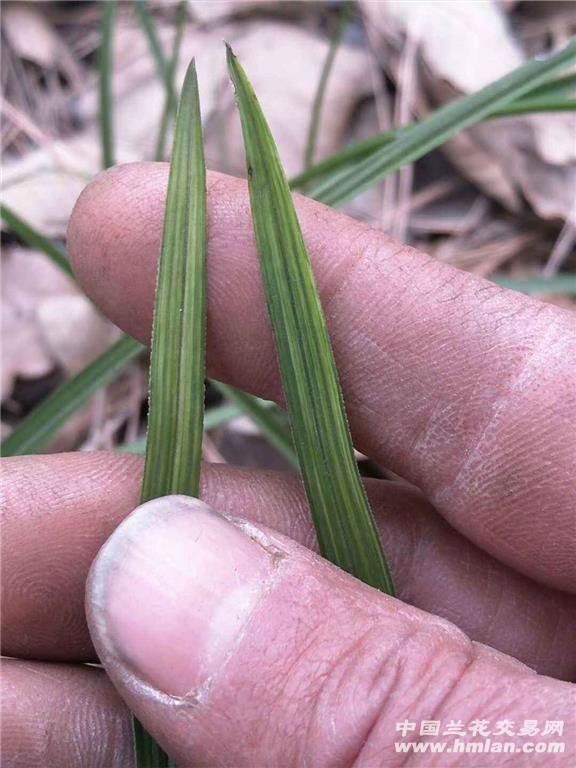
left=68, top=163, right=576, bottom=591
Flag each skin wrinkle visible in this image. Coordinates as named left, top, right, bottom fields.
left=427, top=656, right=565, bottom=768
left=405, top=397, right=458, bottom=471
left=322, top=240, right=429, bottom=460
left=440, top=648, right=531, bottom=717
left=482, top=573, right=509, bottom=647
left=413, top=304, right=528, bottom=462
left=300, top=216, right=364, bottom=306
left=391, top=661, right=483, bottom=768
left=346, top=624, right=428, bottom=767
left=301, top=625, right=395, bottom=767
left=215, top=590, right=314, bottom=759
left=253, top=560, right=428, bottom=765
left=296, top=642, right=345, bottom=765
left=431, top=270, right=465, bottom=304
left=264, top=595, right=343, bottom=719
left=355, top=624, right=477, bottom=767
left=411, top=658, right=539, bottom=768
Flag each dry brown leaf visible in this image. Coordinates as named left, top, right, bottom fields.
left=1, top=132, right=139, bottom=238
left=2, top=1, right=83, bottom=90
left=1, top=247, right=75, bottom=397
left=1, top=244, right=116, bottom=402
left=2, top=302, right=53, bottom=395
left=466, top=116, right=576, bottom=222
left=188, top=0, right=274, bottom=24
left=368, top=0, right=524, bottom=90
left=360, top=0, right=576, bottom=222
left=37, top=295, right=118, bottom=376
left=3, top=2, right=62, bottom=69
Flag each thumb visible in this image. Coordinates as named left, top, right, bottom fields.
left=86, top=496, right=573, bottom=767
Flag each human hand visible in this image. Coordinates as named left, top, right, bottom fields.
left=3, top=164, right=575, bottom=766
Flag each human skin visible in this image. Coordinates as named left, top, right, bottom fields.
left=1, top=164, right=575, bottom=767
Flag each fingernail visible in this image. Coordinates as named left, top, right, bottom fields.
left=87, top=496, right=276, bottom=697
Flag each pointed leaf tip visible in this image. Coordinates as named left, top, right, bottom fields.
left=227, top=49, right=395, bottom=595
left=141, top=53, right=207, bottom=502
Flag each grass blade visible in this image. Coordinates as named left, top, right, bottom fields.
left=227, top=45, right=394, bottom=594
left=310, top=38, right=576, bottom=206
left=1, top=203, right=73, bottom=277
left=492, top=274, right=576, bottom=294
left=135, top=56, right=207, bottom=768
left=292, top=94, right=575, bottom=195
left=212, top=382, right=297, bottom=466
left=520, top=71, right=576, bottom=101
left=154, top=0, right=187, bottom=161
left=132, top=0, right=169, bottom=84
left=140, top=57, right=207, bottom=504
left=99, top=0, right=117, bottom=169
left=292, top=62, right=576, bottom=194
left=132, top=719, right=171, bottom=768
left=1, top=335, right=143, bottom=457
left=304, top=1, right=352, bottom=169
left=291, top=129, right=397, bottom=191
left=491, top=97, right=576, bottom=116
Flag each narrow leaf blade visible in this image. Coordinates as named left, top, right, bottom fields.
left=1, top=335, right=143, bottom=457
left=154, top=0, right=187, bottom=161
left=304, top=0, right=352, bottom=169
left=132, top=0, right=169, bottom=86
left=141, top=58, right=207, bottom=503
left=310, top=39, right=576, bottom=205
left=212, top=382, right=298, bottom=466
left=1, top=204, right=73, bottom=277
left=520, top=71, right=576, bottom=101
left=132, top=719, right=172, bottom=768
left=98, top=0, right=117, bottom=169
left=227, top=45, right=394, bottom=595
left=135, top=57, right=207, bottom=768
left=492, top=274, right=576, bottom=294
left=491, top=97, right=576, bottom=116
